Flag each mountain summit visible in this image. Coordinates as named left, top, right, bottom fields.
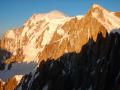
left=88, top=4, right=120, bottom=31
left=0, top=4, right=120, bottom=90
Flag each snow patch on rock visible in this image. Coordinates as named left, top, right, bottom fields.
left=14, top=75, right=23, bottom=85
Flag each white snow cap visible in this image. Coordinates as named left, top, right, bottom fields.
left=29, top=10, right=66, bottom=21
left=92, top=3, right=102, bottom=8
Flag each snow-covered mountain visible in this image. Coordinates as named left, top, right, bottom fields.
left=1, top=4, right=120, bottom=63
left=0, top=4, right=120, bottom=90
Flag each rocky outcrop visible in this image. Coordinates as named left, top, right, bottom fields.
left=0, top=80, right=4, bottom=90
left=0, top=75, right=23, bottom=90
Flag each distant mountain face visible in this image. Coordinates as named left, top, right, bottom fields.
left=0, top=4, right=120, bottom=90
left=0, top=4, right=120, bottom=63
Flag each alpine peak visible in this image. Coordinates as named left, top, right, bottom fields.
left=92, top=3, right=104, bottom=9
left=87, top=3, right=109, bottom=16
left=86, top=4, right=120, bottom=31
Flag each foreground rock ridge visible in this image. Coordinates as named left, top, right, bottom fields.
left=0, top=4, right=120, bottom=90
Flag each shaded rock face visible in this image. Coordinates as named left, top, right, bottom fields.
left=114, top=12, right=120, bottom=18
left=16, top=32, right=120, bottom=90
left=0, top=48, right=12, bottom=70
left=0, top=48, right=12, bottom=61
